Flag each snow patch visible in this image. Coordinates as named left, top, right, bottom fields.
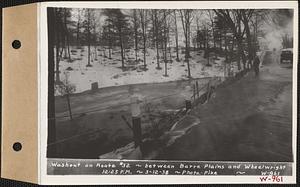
left=56, top=46, right=225, bottom=95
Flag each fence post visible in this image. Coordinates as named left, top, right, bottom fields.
left=207, top=81, right=211, bottom=102
left=91, top=82, right=98, bottom=91
left=185, top=100, right=192, bottom=112
left=130, top=95, right=142, bottom=148
left=182, top=85, right=192, bottom=112
left=193, top=84, right=196, bottom=102
left=196, top=81, right=199, bottom=98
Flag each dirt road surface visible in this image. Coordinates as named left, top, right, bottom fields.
left=158, top=52, right=293, bottom=162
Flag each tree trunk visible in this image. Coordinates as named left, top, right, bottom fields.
left=76, top=16, right=80, bottom=47
left=219, top=32, right=223, bottom=51
left=55, top=21, right=61, bottom=83
left=185, top=30, right=191, bottom=78
left=140, top=10, right=147, bottom=68
left=164, top=11, right=168, bottom=76
left=64, top=9, right=71, bottom=60
left=236, top=24, right=242, bottom=70
left=180, top=10, right=191, bottom=78
left=87, top=42, right=91, bottom=66
left=205, top=28, right=209, bottom=49
left=174, top=11, right=179, bottom=61
left=66, top=36, right=71, bottom=60
left=93, top=23, right=97, bottom=61
left=254, top=14, right=258, bottom=53
left=242, top=12, right=253, bottom=68
left=156, top=42, right=160, bottom=69
left=225, top=34, right=228, bottom=63
left=66, top=92, right=73, bottom=120
left=143, top=41, right=146, bottom=68
left=55, top=43, right=60, bottom=83
left=164, top=59, right=168, bottom=76
left=123, top=47, right=126, bottom=61
left=151, top=12, right=156, bottom=47
left=87, top=11, right=92, bottom=67
left=133, top=10, right=138, bottom=63
left=168, top=30, right=172, bottom=62
left=55, top=10, right=61, bottom=83
left=187, top=23, right=191, bottom=58
left=154, top=11, right=160, bottom=69
left=196, top=17, right=200, bottom=49
left=236, top=39, right=242, bottom=70
left=108, top=25, right=112, bottom=59
left=230, top=38, right=235, bottom=64
left=119, top=32, right=125, bottom=70
left=94, top=46, right=97, bottom=61
left=211, top=20, right=216, bottom=49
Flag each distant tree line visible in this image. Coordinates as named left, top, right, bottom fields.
left=49, top=8, right=293, bottom=81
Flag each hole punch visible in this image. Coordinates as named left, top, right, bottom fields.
left=12, top=40, right=21, bottom=49
left=13, top=142, right=22, bottom=152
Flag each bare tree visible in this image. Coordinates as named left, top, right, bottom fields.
left=241, top=9, right=255, bottom=68
left=163, top=10, right=169, bottom=77
left=173, top=10, right=180, bottom=61
left=207, top=10, right=216, bottom=48
left=213, top=10, right=252, bottom=70
left=63, top=8, right=71, bottom=61
left=132, top=9, right=139, bottom=63
left=53, top=8, right=64, bottom=83
left=151, top=10, right=162, bottom=70
left=92, top=14, right=98, bottom=62
left=139, top=9, right=149, bottom=69
left=179, top=9, right=194, bottom=78
left=195, top=12, right=201, bottom=50
left=83, top=9, right=93, bottom=67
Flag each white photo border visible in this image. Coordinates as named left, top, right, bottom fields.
left=39, top=1, right=298, bottom=184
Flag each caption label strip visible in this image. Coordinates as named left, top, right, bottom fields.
left=47, top=159, right=292, bottom=176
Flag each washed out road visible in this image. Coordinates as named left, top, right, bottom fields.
left=159, top=52, right=293, bottom=162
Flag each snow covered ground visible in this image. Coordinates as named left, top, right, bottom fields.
left=56, top=46, right=226, bottom=94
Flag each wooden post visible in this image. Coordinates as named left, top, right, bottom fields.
left=132, top=116, right=142, bottom=148
left=207, top=81, right=211, bottom=102
left=91, top=82, right=98, bottom=91
left=193, top=84, right=196, bottom=102
left=185, top=100, right=192, bottom=112
left=130, top=96, right=142, bottom=148
left=182, top=85, right=192, bottom=112
left=196, top=81, right=199, bottom=98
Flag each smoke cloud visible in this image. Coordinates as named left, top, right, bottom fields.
left=262, top=9, right=293, bottom=50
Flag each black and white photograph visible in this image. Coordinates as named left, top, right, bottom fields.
left=44, top=2, right=296, bottom=179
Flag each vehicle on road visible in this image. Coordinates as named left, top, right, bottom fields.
left=280, top=48, right=293, bottom=66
